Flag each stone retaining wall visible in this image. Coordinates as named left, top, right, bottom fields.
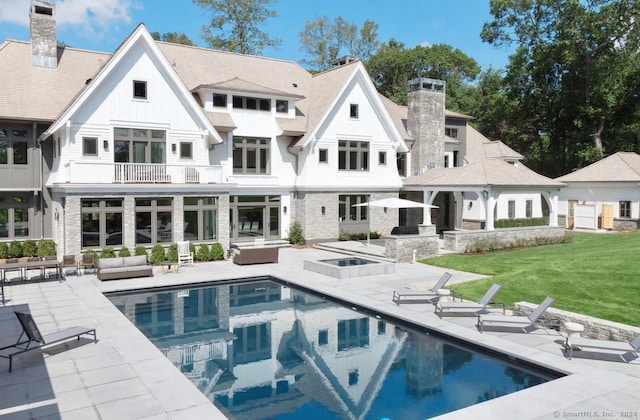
left=385, top=235, right=439, bottom=263
left=443, top=226, right=565, bottom=253
left=515, top=302, right=640, bottom=342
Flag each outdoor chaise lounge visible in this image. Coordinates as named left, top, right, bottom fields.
left=435, top=283, right=503, bottom=317
left=477, top=296, right=554, bottom=333
left=0, top=311, right=97, bottom=372
left=392, top=272, right=452, bottom=305
left=565, top=335, right=640, bottom=362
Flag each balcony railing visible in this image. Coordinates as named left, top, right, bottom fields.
left=69, top=161, right=223, bottom=184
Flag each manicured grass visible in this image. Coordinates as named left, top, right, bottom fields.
left=422, top=231, right=640, bottom=326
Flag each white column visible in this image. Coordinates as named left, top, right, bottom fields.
left=485, top=192, right=495, bottom=231
left=423, top=190, right=433, bottom=225
left=548, top=191, right=559, bottom=227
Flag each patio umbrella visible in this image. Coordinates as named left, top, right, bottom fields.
left=353, top=198, right=438, bottom=246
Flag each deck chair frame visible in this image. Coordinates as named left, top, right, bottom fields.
left=435, top=283, right=503, bottom=317
left=392, top=272, right=452, bottom=305
left=0, top=311, right=96, bottom=372
left=477, top=296, right=554, bottom=333
left=177, top=241, right=194, bottom=266
left=565, top=335, right=640, bottom=362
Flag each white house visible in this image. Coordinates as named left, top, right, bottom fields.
left=556, top=152, right=640, bottom=230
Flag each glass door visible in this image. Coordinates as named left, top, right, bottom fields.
left=237, top=206, right=264, bottom=238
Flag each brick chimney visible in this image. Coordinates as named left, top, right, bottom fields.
left=406, top=78, right=446, bottom=175
left=30, top=0, right=57, bottom=69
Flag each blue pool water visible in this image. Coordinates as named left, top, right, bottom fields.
left=321, top=257, right=379, bottom=266
left=106, top=277, right=560, bottom=419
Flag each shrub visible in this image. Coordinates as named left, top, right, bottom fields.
left=166, top=243, right=178, bottom=262
left=100, top=247, right=116, bottom=259
left=196, top=244, right=211, bottom=261
left=118, top=246, right=131, bottom=257
left=22, top=240, right=37, bottom=257
left=369, top=231, right=381, bottom=239
left=149, top=245, right=165, bottom=265
left=37, top=239, right=56, bottom=258
left=210, top=242, right=224, bottom=260
left=134, top=246, right=148, bottom=257
left=0, top=242, right=8, bottom=259
left=287, top=221, right=305, bottom=245
left=8, top=240, right=23, bottom=258
left=339, top=231, right=351, bottom=241
left=189, top=242, right=196, bottom=256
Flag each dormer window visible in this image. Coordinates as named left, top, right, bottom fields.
left=350, top=104, right=359, bottom=119
left=233, top=96, right=271, bottom=111
left=213, top=93, right=227, bottom=107
left=276, top=100, right=288, bottom=113
left=445, top=127, right=458, bottom=139
left=133, top=80, right=147, bottom=99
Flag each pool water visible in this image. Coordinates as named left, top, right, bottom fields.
left=106, top=278, right=559, bottom=419
left=321, top=257, right=379, bottom=266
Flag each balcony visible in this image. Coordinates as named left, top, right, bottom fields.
left=68, top=161, right=223, bottom=184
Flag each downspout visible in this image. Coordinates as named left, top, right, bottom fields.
left=35, top=122, right=44, bottom=239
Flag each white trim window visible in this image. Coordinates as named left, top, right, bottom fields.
left=338, top=140, right=369, bottom=171
left=82, top=137, right=98, bottom=156
left=233, top=137, right=270, bottom=174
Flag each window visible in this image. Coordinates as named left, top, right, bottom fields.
left=0, top=127, right=29, bottom=165
left=377, top=320, right=386, bottom=335
left=445, top=127, right=459, bottom=139
left=319, top=148, right=328, bottom=163
left=444, top=155, right=450, bottom=168
left=349, top=104, right=359, bottom=119
left=339, top=195, right=368, bottom=222
left=212, top=93, right=227, bottom=107
left=378, top=151, right=387, bottom=165
left=179, top=142, right=192, bottom=159
left=233, top=137, right=270, bottom=174
left=276, top=100, right=288, bottom=113
left=133, top=80, right=147, bottom=99
left=0, top=194, right=31, bottom=238
left=114, top=128, right=166, bottom=164
left=82, top=137, right=98, bottom=156
left=508, top=200, right=516, bottom=219
left=135, top=197, right=173, bottom=244
left=397, top=153, right=407, bottom=177
left=348, top=370, right=359, bottom=386
left=337, top=318, right=369, bottom=351
left=233, top=323, right=271, bottom=363
left=232, top=96, right=270, bottom=111
left=81, top=198, right=123, bottom=248
left=338, top=140, right=369, bottom=171
left=620, top=201, right=631, bottom=218
left=183, top=196, right=217, bottom=241
left=526, top=200, right=533, bottom=218
left=318, top=329, right=328, bottom=346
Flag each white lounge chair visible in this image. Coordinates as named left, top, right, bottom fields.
left=435, top=283, right=502, bottom=317
left=477, top=296, right=554, bottom=333
left=392, top=272, right=452, bottom=305
left=0, top=312, right=96, bottom=372
left=566, top=335, right=640, bottom=362
left=177, top=241, right=194, bottom=266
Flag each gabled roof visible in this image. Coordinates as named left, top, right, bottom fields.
left=193, top=77, right=305, bottom=99
left=404, top=158, right=564, bottom=188
left=39, top=24, right=222, bottom=144
left=0, top=40, right=109, bottom=121
left=556, top=152, right=640, bottom=182
left=464, top=125, right=523, bottom=163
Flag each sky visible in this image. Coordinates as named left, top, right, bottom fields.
left=0, top=0, right=514, bottom=71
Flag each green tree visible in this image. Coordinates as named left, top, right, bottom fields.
left=194, top=0, right=280, bottom=55
left=299, top=16, right=379, bottom=71
left=365, top=41, right=481, bottom=112
left=150, top=31, right=196, bottom=46
left=481, top=0, right=640, bottom=175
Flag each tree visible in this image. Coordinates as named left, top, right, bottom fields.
left=481, top=0, right=640, bottom=175
left=298, top=16, right=379, bottom=71
left=150, top=32, right=196, bottom=46
left=365, top=40, right=481, bottom=112
left=193, top=0, right=280, bottom=55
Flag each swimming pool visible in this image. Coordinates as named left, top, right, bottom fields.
left=105, top=277, right=561, bottom=419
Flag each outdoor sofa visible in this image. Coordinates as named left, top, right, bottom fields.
left=233, top=246, right=279, bottom=265
left=97, top=255, right=153, bottom=280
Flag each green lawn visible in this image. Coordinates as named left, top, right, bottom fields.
left=422, top=231, right=640, bottom=326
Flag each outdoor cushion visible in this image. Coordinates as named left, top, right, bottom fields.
left=124, top=255, right=147, bottom=267
left=99, top=257, right=124, bottom=269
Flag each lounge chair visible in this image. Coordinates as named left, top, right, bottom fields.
left=392, top=272, right=452, bottom=305
left=435, top=283, right=502, bottom=317
left=565, top=335, right=640, bottom=362
left=0, top=311, right=97, bottom=372
left=477, top=296, right=554, bottom=333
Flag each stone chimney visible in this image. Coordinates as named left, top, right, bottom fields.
left=30, top=0, right=57, bottom=69
left=406, top=78, right=446, bottom=175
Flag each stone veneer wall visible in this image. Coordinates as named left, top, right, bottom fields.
left=443, top=226, right=565, bottom=253
left=613, top=218, right=640, bottom=231
left=385, top=235, right=439, bottom=262
left=515, top=302, right=640, bottom=342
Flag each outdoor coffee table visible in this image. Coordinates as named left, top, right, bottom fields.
left=161, top=261, right=179, bottom=274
